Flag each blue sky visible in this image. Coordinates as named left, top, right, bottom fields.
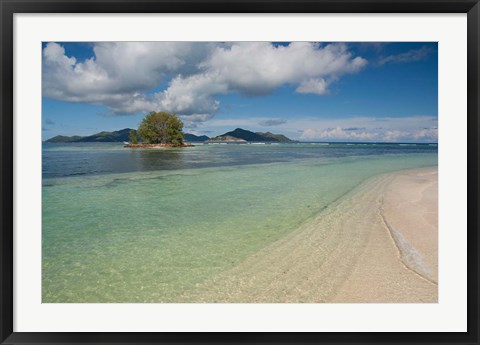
left=42, top=42, right=437, bottom=142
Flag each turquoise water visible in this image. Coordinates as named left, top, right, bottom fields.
left=42, top=143, right=437, bottom=302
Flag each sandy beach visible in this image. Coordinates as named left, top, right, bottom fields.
left=179, top=167, right=438, bottom=303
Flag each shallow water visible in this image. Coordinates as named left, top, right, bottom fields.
left=42, top=142, right=437, bottom=302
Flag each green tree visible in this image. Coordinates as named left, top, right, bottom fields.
left=129, top=130, right=138, bottom=144
left=137, top=112, right=184, bottom=145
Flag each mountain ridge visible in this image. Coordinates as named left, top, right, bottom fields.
left=45, top=128, right=295, bottom=143
left=209, top=128, right=295, bottom=142
left=45, top=129, right=210, bottom=143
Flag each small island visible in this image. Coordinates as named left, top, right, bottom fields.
left=125, top=111, right=192, bottom=148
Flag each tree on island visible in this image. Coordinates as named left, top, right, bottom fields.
left=129, top=130, right=138, bottom=144
left=137, top=112, right=184, bottom=146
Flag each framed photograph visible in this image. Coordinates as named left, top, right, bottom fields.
left=1, top=0, right=479, bottom=344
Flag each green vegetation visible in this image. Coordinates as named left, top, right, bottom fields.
left=45, top=128, right=200, bottom=144
left=45, top=135, right=84, bottom=143
left=184, top=133, right=210, bottom=142
left=129, top=129, right=138, bottom=144
left=209, top=128, right=295, bottom=143
left=137, top=112, right=184, bottom=146
left=256, top=132, right=293, bottom=142
left=46, top=129, right=136, bottom=143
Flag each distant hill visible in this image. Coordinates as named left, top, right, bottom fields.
left=46, top=129, right=209, bottom=143
left=46, top=135, right=84, bottom=143
left=210, top=128, right=295, bottom=142
left=184, top=133, right=210, bottom=142
left=256, top=131, right=294, bottom=142
left=77, top=128, right=135, bottom=142
left=45, top=128, right=293, bottom=144
left=46, top=128, right=135, bottom=143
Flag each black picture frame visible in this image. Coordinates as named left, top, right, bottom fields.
left=1, top=0, right=479, bottom=344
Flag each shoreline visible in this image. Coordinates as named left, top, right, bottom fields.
left=331, top=167, right=437, bottom=302
left=380, top=168, right=438, bottom=284
left=178, top=167, right=438, bottom=303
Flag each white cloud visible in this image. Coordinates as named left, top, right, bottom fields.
left=382, top=130, right=409, bottom=142
left=296, top=78, right=329, bottom=95
left=154, top=74, right=226, bottom=115
left=199, top=42, right=367, bottom=95
left=378, top=46, right=432, bottom=65
left=297, top=116, right=437, bottom=142
left=42, top=42, right=367, bottom=117
left=147, top=42, right=367, bottom=117
left=412, top=127, right=438, bottom=141
left=42, top=42, right=214, bottom=114
left=178, top=114, right=215, bottom=128
left=301, top=127, right=377, bottom=141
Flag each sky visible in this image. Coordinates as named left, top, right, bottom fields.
left=42, top=41, right=438, bottom=142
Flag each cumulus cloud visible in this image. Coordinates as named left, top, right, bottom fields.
left=198, top=42, right=367, bottom=95
left=178, top=114, right=216, bottom=128
left=42, top=42, right=367, bottom=118
left=296, top=78, right=329, bottom=95
left=42, top=42, right=215, bottom=114
left=154, top=74, right=226, bottom=115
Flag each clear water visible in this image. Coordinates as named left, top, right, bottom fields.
left=42, top=142, right=437, bottom=302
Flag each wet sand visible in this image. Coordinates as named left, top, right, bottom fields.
left=179, top=167, right=438, bottom=303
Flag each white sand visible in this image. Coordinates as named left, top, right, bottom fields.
left=179, top=168, right=438, bottom=303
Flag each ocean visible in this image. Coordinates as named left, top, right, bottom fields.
left=42, top=142, right=437, bottom=302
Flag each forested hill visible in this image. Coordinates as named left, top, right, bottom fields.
left=46, top=129, right=210, bottom=143
left=45, top=128, right=294, bottom=143
left=210, top=128, right=295, bottom=142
